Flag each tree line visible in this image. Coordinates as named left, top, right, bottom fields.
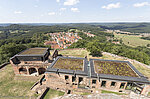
left=69, top=32, right=150, bottom=65
left=1, top=24, right=150, bottom=65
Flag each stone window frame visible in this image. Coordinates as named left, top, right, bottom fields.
left=79, top=77, right=83, bottom=84
left=92, top=79, right=97, bottom=84
left=120, top=83, right=126, bottom=89
left=72, top=76, right=76, bottom=82
left=65, top=75, right=69, bottom=80
left=101, top=81, right=106, bottom=87
left=110, top=81, right=116, bottom=87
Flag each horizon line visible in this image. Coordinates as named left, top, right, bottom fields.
left=1, top=21, right=150, bottom=24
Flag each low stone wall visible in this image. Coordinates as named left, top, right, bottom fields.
left=0, top=62, right=10, bottom=69
left=30, top=75, right=45, bottom=90
left=30, top=81, right=39, bottom=90
left=37, top=87, right=49, bottom=99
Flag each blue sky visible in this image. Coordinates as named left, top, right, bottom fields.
left=0, top=0, right=150, bottom=23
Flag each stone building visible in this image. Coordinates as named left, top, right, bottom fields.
left=10, top=48, right=58, bottom=76
left=45, top=56, right=150, bottom=96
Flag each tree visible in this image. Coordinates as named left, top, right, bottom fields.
left=87, top=41, right=102, bottom=57
left=0, top=43, right=27, bottom=64
left=147, top=44, right=150, bottom=47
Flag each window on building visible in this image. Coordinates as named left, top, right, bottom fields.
left=120, top=83, right=125, bottom=89
left=65, top=75, right=69, bottom=80
left=79, top=77, right=83, bottom=84
left=92, top=80, right=97, bottom=84
left=72, top=76, right=76, bottom=82
left=111, top=82, right=116, bottom=86
left=101, top=81, right=106, bottom=87
left=125, top=82, right=133, bottom=90
left=119, top=90, right=122, bottom=92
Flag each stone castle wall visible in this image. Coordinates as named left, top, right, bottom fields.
left=45, top=73, right=129, bottom=93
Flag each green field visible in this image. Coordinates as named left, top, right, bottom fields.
left=114, top=34, right=150, bottom=47
left=148, top=92, right=150, bottom=96
left=0, top=64, right=66, bottom=99
left=0, top=31, right=3, bottom=33
left=52, top=49, right=89, bottom=58
left=101, top=90, right=126, bottom=95
left=44, top=89, right=65, bottom=99
left=0, top=64, right=37, bottom=98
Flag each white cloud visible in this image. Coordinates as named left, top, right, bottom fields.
left=34, top=5, right=38, bottom=7
left=59, top=13, right=62, bottom=15
left=71, top=8, right=80, bottom=12
left=102, top=2, right=120, bottom=10
left=35, top=0, right=40, bottom=2
left=64, top=0, right=80, bottom=6
left=56, top=0, right=60, bottom=3
left=48, top=12, right=56, bottom=15
left=60, top=8, right=66, bottom=11
left=14, top=11, right=22, bottom=14
left=133, top=2, right=150, bottom=7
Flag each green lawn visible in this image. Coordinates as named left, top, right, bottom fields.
left=101, top=90, right=126, bottom=95
left=0, top=64, right=37, bottom=98
left=44, top=89, right=65, bottom=99
left=57, top=49, right=89, bottom=58
left=148, top=92, right=150, bottom=96
left=0, top=31, right=3, bottom=33
left=114, top=34, right=150, bottom=47
left=81, top=92, right=91, bottom=95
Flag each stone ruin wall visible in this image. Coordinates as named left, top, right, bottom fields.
left=45, top=73, right=129, bottom=93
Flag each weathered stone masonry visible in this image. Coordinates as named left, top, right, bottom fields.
left=9, top=48, right=150, bottom=96
left=10, top=48, right=58, bottom=76
left=45, top=56, right=150, bottom=96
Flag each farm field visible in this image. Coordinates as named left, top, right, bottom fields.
left=114, top=33, right=150, bottom=47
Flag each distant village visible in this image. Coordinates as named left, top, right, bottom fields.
left=44, top=31, right=95, bottom=49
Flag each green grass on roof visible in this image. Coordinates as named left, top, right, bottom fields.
left=19, top=48, right=47, bottom=55
left=53, top=58, right=84, bottom=71
left=94, top=60, right=138, bottom=77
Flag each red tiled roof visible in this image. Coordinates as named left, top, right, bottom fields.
left=44, top=41, right=57, bottom=45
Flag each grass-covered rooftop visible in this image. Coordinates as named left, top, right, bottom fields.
left=94, top=60, right=138, bottom=77
left=53, top=58, right=84, bottom=71
left=19, top=48, right=47, bottom=55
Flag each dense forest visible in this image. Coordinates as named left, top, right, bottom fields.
left=91, top=23, right=150, bottom=33
left=0, top=23, right=150, bottom=66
